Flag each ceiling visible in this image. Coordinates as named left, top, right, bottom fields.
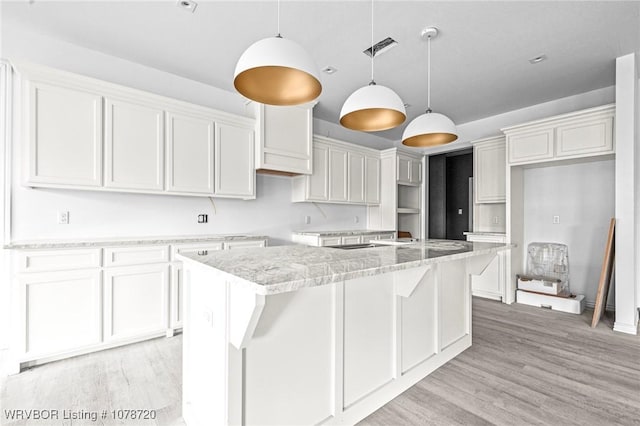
left=2, top=1, right=639, bottom=144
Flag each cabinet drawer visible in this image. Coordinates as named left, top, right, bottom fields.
left=555, top=117, right=613, bottom=158
left=17, top=249, right=101, bottom=272
left=224, top=240, right=267, bottom=250
left=342, top=235, right=363, bottom=245
left=172, top=242, right=224, bottom=259
left=507, top=129, right=554, bottom=164
left=103, top=246, right=169, bottom=267
left=318, top=237, right=342, bottom=247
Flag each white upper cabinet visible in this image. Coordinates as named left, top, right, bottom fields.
left=292, top=136, right=381, bottom=205
left=397, top=155, right=422, bottom=185
left=166, top=111, right=214, bottom=195
left=348, top=152, right=365, bottom=203
left=503, top=104, right=614, bottom=166
left=16, top=62, right=257, bottom=199
left=25, top=81, right=103, bottom=187
left=256, top=103, right=314, bottom=175
left=329, top=147, right=348, bottom=202
left=306, top=143, right=329, bottom=201
left=214, top=121, right=255, bottom=199
left=105, top=98, right=164, bottom=191
left=472, top=136, right=506, bottom=203
left=365, top=156, right=381, bottom=204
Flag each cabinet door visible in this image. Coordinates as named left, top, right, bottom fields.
left=410, top=159, right=422, bottom=184
left=26, top=81, right=103, bottom=187
left=214, top=122, right=255, bottom=199
left=328, top=148, right=348, bottom=202
left=166, top=111, right=214, bottom=194
left=258, top=104, right=313, bottom=174
left=475, top=141, right=506, bottom=203
left=20, top=270, right=101, bottom=358
left=306, top=144, right=329, bottom=201
left=397, top=156, right=411, bottom=184
left=104, top=264, right=169, bottom=341
left=105, top=98, right=164, bottom=191
left=507, top=129, right=554, bottom=165
left=348, top=152, right=365, bottom=203
left=365, top=156, right=381, bottom=204
left=318, top=236, right=342, bottom=246
left=556, top=116, right=613, bottom=158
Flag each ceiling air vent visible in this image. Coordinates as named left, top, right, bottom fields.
left=363, top=37, right=398, bottom=58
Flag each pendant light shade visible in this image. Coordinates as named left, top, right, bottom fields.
left=234, top=36, right=321, bottom=106
left=339, top=0, right=405, bottom=132
left=402, top=27, right=457, bottom=147
left=340, top=84, right=406, bottom=131
left=234, top=1, right=321, bottom=106
left=401, top=111, right=457, bottom=147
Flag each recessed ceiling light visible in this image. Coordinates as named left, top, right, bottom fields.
left=177, top=0, right=197, bottom=13
left=529, top=54, right=547, bottom=64
left=322, top=66, right=338, bottom=75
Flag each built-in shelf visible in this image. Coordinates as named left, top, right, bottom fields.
left=397, top=208, right=420, bottom=214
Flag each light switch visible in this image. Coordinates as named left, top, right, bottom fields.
left=553, top=215, right=560, bottom=224
left=304, top=216, right=311, bottom=224
left=458, top=208, right=463, bottom=215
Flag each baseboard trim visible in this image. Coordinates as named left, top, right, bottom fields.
left=613, top=321, right=638, bottom=335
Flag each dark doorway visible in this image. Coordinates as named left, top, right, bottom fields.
left=428, top=149, right=473, bottom=240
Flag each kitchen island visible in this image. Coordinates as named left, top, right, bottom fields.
left=178, top=240, right=511, bottom=426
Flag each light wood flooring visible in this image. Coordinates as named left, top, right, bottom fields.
left=1, top=298, right=639, bottom=426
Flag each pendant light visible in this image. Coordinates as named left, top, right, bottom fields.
left=402, top=27, right=457, bottom=147
left=234, top=0, right=322, bottom=106
left=340, top=0, right=405, bottom=132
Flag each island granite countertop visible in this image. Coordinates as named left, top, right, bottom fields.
left=178, top=239, right=512, bottom=295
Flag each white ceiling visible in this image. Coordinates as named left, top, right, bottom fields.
left=2, top=1, right=639, bottom=143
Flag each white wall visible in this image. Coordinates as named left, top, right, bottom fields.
left=522, top=160, right=615, bottom=307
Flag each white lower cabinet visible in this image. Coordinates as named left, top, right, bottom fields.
left=20, top=269, right=101, bottom=358
left=12, top=238, right=267, bottom=369
left=103, top=264, right=169, bottom=341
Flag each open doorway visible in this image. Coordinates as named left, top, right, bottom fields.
left=428, top=149, right=473, bottom=240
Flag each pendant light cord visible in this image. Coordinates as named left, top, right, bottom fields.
left=427, top=34, right=431, bottom=112
left=370, top=0, right=374, bottom=83
left=277, top=0, right=281, bottom=37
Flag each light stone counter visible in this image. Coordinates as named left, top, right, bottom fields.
left=5, top=234, right=268, bottom=250
left=178, top=239, right=511, bottom=295
left=292, top=229, right=395, bottom=237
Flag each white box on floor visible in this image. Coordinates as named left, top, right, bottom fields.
left=517, top=276, right=568, bottom=296
left=516, top=290, right=585, bottom=314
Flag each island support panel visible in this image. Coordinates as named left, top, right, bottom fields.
left=182, top=254, right=492, bottom=426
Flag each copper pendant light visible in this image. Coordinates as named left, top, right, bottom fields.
left=234, top=0, right=322, bottom=106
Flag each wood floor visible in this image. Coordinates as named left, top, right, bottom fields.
left=1, top=298, right=639, bottom=426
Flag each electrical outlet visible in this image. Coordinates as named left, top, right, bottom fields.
left=57, top=211, right=69, bottom=225
left=198, top=214, right=208, bottom=223
left=458, top=208, right=463, bottom=215
left=354, top=216, right=359, bottom=224
left=492, top=216, right=499, bottom=224
left=553, top=215, right=560, bottom=224
left=304, top=215, right=311, bottom=225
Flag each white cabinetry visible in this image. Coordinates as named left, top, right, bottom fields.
left=397, top=154, right=422, bottom=185
left=472, top=136, right=506, bottom=203
left=465, top=233, right=506, bottom=301
left=104, top=263, right=169, bottom=341
left=504, top=104, right=614, bottom=166
left=105, top=98, right=164, bottom=191
left=329, top=147, right=348, bottom=202
left=214, top=122, right=255, bottom=199
left=292, top=136, right=381, bottom=205
left=166, top=111, right=214, bottom=195
left=17, top=61, right=256, bottom=199
left=25, top=81, right=103, bottom=187
left=291, top=231, right=395, bottom=247
left=256, top=103, right=314, bottom=175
